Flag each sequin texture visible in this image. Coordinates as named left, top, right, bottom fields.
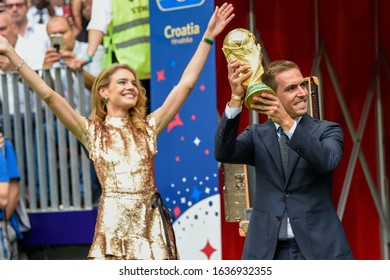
left=84, top=114, right=177, bottom=260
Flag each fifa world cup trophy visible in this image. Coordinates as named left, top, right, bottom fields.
left=222, top=28, right=275, bottom=110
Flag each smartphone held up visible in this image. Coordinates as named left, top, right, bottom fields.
left=50, top=34, right=63, bottom=52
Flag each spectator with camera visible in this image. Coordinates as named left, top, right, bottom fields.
left=43, top=15, right=104, bottom=113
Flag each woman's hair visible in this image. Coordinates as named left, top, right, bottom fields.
left=262, top=60, right=300, bottom=92
left=90, top=64, right=148, bottom=131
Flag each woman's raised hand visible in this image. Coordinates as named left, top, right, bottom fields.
left=0, top=35, right=12, bottom=55
left=206, top=3, right=235, bottom=39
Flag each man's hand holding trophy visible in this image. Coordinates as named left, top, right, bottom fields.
left=222, top=28, right=275, bottom=110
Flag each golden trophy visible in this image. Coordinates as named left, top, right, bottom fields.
left=222, top=28, right=275, bottom=110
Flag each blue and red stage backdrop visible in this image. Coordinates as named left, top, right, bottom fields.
left=150, top=0, right=221, bottom=259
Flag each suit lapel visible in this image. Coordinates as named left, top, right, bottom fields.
left=285, top=114, right=318, bottom=183
left=256, top=115, right=320, bottom=186
left=257, top=119, right=285, bottom=179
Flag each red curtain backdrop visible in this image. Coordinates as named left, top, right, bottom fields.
left=215, top=0, right=390, bottom=260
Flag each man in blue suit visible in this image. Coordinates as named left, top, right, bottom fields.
left=214, top=60, right=353, bottom=260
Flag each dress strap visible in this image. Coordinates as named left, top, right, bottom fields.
left=151, top=192, right=178, bottom=260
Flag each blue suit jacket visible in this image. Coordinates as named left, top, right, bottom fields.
left=215, top=113, right=354, bottom=260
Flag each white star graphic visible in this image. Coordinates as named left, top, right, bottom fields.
left=193, top=137, right=201, bottom=146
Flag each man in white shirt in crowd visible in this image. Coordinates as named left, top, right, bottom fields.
left=4, top=0, right=49, bottom=67
left=0, top=12, right=40, bottom=115
left=26, top=0, right=63, bottom=25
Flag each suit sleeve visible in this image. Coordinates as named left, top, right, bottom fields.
left=214, top=113, right=255, bottom=165
left=288, top=121, right=343, bottom=174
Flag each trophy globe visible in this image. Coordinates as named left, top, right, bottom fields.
left=222, top=28, right=275, bottom=110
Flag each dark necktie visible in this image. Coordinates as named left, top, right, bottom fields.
left=278, top=127, right=289, bottom=178
left=278, top=127, right=289, bottom=240
left=37, top=10, right=44, bottom=24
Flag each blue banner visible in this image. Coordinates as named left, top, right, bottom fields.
left=150, top=0, right=221, bottom=259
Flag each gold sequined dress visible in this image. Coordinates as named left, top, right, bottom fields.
left=84, top=115, right=177, bottom=260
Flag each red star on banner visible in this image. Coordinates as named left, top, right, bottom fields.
left=201, top=239, right=216, bottom=260
left=156, top=69, right=165, bottom=81
left=199, top=84, right=206, bottom=91
left=167, top=113, right=183, bottom=132
left=173, top=206, right=181, bottom=217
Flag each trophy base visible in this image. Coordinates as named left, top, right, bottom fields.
left=244, top=83, right=275, bottom=110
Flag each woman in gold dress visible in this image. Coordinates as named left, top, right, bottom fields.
left=0, top=3, right=235, bottom=259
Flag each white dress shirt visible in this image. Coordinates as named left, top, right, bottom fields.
left=21, top=21, right=50, bottom=68
left=26, top=5, right=63, bottom=25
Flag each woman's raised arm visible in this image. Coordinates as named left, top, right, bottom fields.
left=153, top=2, right=235, bottom=135
left=0, top=35, right=88, bottom=146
